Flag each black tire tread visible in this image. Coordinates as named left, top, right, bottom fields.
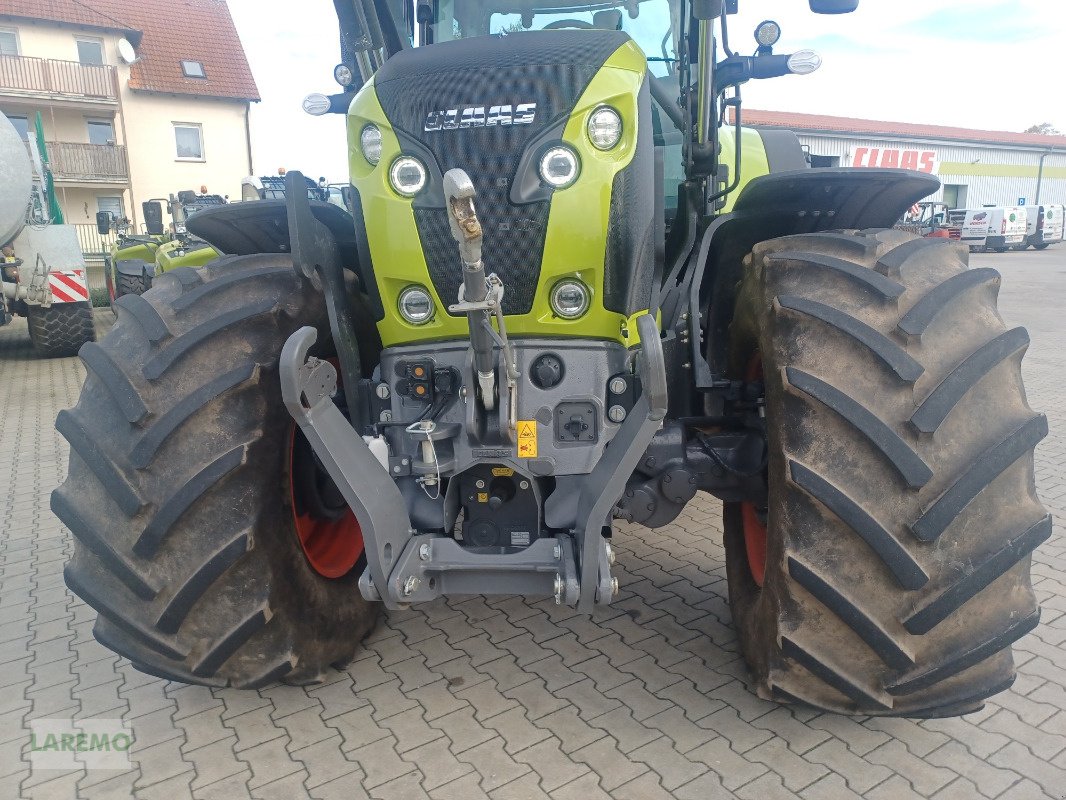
left=26, top=302, right=95, bottom=358
left=55, top=255, right=380, bottom=689
left=786, top=368, right=932, bottom=488
left=726, top=228, right=1046, bottom=717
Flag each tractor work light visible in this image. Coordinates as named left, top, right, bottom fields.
left=389, top=156, right=427, bottom=196
left=550, top=280, right=590, bottom=319
left=334, top=63, right=354, bottom=88
left=587, top=106, right=623, bottom=150
left=755, top=20, right=782, bottom=49
left=302, top=93, right=331, bottom=116
left=539, top=146, right=579, bottom=189
left=398, top=285, right=435, bottom=324
left=787, top=49, right=823, bottom=75
left=360, top=125, right=382, bottom=165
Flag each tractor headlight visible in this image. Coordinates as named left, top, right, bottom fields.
left=755, top=20, right=782, bottom=49
left=539, top=146, right=579, bottom=189
left=550, top=280, right=590, bottom=319
left=334, top=63, right=354, bottom=88
left=389, top=156, right=427, bottom=197
left=398, top=285, right=435, bottom=324
left=587, top=106, right=622, bottom=150
left=360, top=125, right=382, bottom=165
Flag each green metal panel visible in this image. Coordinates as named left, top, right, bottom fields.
left=155, top=240, right=219, bottom=272
left=347, top=40, right=650, bottom=348
left=719, top=126, right=771, bottom=212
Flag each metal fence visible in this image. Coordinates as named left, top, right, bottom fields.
left=0, top=54, right=117, bottom=101
left=73, top=224, right=111, bottom=265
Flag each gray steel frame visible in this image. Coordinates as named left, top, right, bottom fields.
left=280, top=314, right=668, bottom=611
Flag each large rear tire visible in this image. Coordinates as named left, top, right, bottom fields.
left=27, top=302, right=95, bottom=358
left=726, top=229, right=1048, bottom=716
left=53, top=255, right=379, bottom=687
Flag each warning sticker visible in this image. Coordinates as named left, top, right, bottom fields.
left=491, top=467, right=515, bottom=477
left=477, top=492, right=488, bottom=503
left=517, top=420, right=538, bottom=458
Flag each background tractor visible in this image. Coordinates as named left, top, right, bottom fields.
left=54, top=0, right=1048, bottom=717
left=1, top=111, right=95, bottom=357
left=100, top=191, right=227, bottom=302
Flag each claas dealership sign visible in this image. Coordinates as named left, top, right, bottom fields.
left=849, top=146, right=938, bottom=174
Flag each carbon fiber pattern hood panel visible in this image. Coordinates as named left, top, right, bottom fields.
left=373, top=31, right=629, bottom=315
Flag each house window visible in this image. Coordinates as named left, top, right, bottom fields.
left=0, top=28, right=19, bottom=56
left=180, top=60, right=206, bottom=78
left=174, top=123, right=204, bottom=160
left=97, top=196, right=124, bottom=219
left=87, top=119, right=115, bottom=146
left=7, top=115, right=29, bottom=140
left=76, top=38, right=105, bottom=66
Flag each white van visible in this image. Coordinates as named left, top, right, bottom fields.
left=959, top=206, right=1027, bottom=251
left=1020, top=204, right=1064, bottom=249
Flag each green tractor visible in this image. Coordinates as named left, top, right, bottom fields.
left=100, top=191, right=226, bottom=302
left=55, top=0, right=1048, bottom=716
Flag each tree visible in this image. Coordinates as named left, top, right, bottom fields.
left=1024, top=122, right=1061, bottom=135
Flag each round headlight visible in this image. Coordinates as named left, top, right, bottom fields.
left=754, top=20, right=781, bottom=48
left=550, top=280, right=590, bottom=319
left=389, top=156, right=427, bottom=197
left=587, top=106, right=622, bottom=150
left=398, top=286, right=435, bottom=325
left=360, top=125, right=382, bottom=165
left=334, top=63, right=354, bottom=88
left=539, top=146, right=579, bottom=189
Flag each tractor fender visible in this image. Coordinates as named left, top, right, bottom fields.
left=680, top=167, right=941, bottom=390
left=115, top=258, right=154, bottom=278
left=185, top=197, right=381, bottom=318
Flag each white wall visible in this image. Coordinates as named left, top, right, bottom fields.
left=796, top=132, right=1066, bottom=209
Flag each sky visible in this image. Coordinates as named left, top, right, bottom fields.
left=227, top=0, right=1065, bottom=182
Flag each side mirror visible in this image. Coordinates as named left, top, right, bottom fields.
left=95, top=211, right=112, bottom=236
left=142, top=201, right=165, bottom=235
left=809, top=0, right=859, bottom=12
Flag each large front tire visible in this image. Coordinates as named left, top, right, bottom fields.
left=53, top=255, right=379, bottom=687
left=726, top=229, right=1048, bottom=716
left=27, top=302, right=95, bottom=357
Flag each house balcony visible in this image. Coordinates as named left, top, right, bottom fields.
left=0, top=54, right=118, bottom=107
left=30, top=141, right=130, bottom=187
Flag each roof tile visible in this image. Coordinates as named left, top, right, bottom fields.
left=1, top=0, right=259, bottom=101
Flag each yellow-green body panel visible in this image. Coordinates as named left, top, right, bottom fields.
left=109, top=236, right=165, bottom=266
left=719, top=126, right=771, bottom=212
left=348, top=40, right=650, bottom=349
left=155, top=240, right=220, bottom=273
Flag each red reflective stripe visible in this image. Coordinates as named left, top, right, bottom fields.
left=49, top=284, right=78, bottom=303
left=53, top=272, right=89, bottom=298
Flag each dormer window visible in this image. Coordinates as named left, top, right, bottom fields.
left=181, top=60, right=206, bottom=78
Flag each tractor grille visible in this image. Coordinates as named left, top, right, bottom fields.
left=373, top=31, right=628, bottom=315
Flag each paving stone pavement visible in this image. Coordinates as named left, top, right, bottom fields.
left=2, top=248, right=1065, bottom=800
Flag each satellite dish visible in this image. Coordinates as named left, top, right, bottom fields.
left=117, top=39, right=138, bottom=64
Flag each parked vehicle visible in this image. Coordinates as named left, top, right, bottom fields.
left=54, top=0, right=1047, bottom=719
left=958, top=206, right=1027, bottom=251
left=1016, top=204, right=1064, bottom=249
left=1, top=112, right=94, bottom=357
left=896, top=201, right=960, bottom=239
left=100, top=191, right=225, bottom=300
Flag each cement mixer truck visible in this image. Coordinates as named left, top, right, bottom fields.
left=1, top=111, right=95, bottom=357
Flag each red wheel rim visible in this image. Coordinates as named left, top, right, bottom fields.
left=741, top=352, right=767, bottom=587
left=288, top=425, right=364, bottom=578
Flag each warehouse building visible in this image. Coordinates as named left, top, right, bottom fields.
left=745, top=109, right=1066, bottom=209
